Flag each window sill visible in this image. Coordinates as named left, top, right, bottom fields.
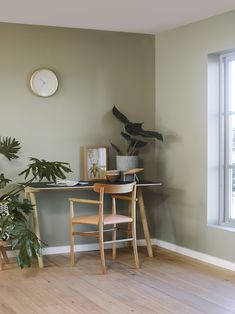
left=208, top=224, right=235, bottom=233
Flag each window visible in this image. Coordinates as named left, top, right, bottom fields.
left=220, top=52, right=235, bottom=226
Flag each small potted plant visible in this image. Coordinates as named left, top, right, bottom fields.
left=0, top=136, right=72, bottom=268
left=110, top=105, right=163, bottom=173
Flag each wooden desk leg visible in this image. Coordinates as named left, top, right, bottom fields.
left=137, top=188, right=153, bottom=257
left=28, top=192, right=44, bottom=268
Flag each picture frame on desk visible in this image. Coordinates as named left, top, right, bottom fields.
left=83, top=145, right=109, bottom=181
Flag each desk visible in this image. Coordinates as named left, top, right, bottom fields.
left=25, top=181, right=161, bottom=268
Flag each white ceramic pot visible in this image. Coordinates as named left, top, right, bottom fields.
left=116, top=155, right=139, bottom=171
left=116, top=156, right=139, bottom=181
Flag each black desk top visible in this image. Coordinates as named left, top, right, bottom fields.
left=25, top=180, right=161, bottom=192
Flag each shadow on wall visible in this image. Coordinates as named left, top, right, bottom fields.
left=151, top=130, right=185, bottom=244
left=137, top=187, right=184, bottom=245
left=156, top=131, right=181, bottom=182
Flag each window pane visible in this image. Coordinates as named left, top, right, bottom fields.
left=231, top=167, right=235, bottom=219
left=229, top=59, right=235, bottom=112
left=231, top=115, right=235, bottom=164
left=219, top=52, right=235, bottom=225
left=228, top=58, right=235, bottom=220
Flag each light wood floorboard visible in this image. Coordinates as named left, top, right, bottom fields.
left=0, top=247, right=235, bottom=314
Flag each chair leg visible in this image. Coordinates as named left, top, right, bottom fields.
left=127, top=202, right=132, bottom=248
left=132, top=222, right=139, bottom=269
left=112, top=224, right=116, bottom=260
left=99, top=227, right=106, bottom=274
left=70, top=224, right=75, bottom=267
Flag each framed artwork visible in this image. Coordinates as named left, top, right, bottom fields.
left=83, top=145, right=109, bottom=181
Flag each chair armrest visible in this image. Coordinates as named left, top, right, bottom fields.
left=69, top=198, right=101, bottom=205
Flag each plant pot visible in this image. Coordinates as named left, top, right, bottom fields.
left=116, top=155, right=139, bottom=181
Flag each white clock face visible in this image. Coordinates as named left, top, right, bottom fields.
left=30, top=69, right=58, bottom=97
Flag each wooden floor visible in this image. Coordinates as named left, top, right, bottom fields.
left=1, top=247, right=235, bottom=314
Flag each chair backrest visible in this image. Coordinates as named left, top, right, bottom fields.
left=93, top=182, right=136, bottom=194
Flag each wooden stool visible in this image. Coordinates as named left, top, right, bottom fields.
left=0, top=240, right=9, bottom=270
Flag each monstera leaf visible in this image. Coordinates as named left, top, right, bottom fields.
left=11, top=221, right=42, bottom=268
left=0, top=136, right=21, bottom=160
left=0, top=195, right=42, bottom=268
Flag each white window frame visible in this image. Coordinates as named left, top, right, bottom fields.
left=219, top=51, right=235, bottom=227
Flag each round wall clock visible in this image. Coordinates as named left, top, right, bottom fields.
left=30, top=69, right=58, bottom=97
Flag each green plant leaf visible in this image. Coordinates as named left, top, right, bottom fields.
left=0, top=173, right=11, bottom=188
left=0, top=136, right=21, bottom=160
left=109, top=141, right=123, bottom=155
left=112, top=105, right=130, bottom=124
left=120, top=132, right=148, bottom=147
left=120, top=132, right=148, bottom=155
left=19, top=158, right=72, bottom=183
left=11, top=221, right=42, bottom=268
left=125, top=123, right=163, bottom=141
left=111, top=106, right=163, bottom=156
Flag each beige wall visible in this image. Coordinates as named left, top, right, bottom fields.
left=155, top=11, right=235, bottom=262
left=0, top=23, right=155, bottom=246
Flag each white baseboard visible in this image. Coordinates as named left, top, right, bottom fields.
left=8, top=238, right=235, bottom=272
left=42, top=239, right=154, bottom=256
left=153, top=239, right=235, bottom=272
left=42, top=241, right=134, bottom=255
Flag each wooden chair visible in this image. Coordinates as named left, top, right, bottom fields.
left=0, top=240, right=9, bottom=271
left=69, top=182, right=139, bottom=274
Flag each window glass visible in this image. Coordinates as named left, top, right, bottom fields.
left=220, top=53, right=235, bottom=225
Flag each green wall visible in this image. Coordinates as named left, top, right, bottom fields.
left=155, top=11, right=235, bottom=262
left=0, top=23, right=155, bottom=246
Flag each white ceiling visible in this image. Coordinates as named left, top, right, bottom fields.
left=1, top=0, right=235, bottom=34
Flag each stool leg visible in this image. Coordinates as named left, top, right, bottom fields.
left=0, top=245, right=9, bottom=270
left=0, top=246, right=9, bottom=263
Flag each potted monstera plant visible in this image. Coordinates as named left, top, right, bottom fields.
left=110, top=105, right=163, bottom=172
left=0, top=136, right=72, bottom=268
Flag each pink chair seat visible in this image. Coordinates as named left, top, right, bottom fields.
left=72, top=214, right=133, bottom=225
